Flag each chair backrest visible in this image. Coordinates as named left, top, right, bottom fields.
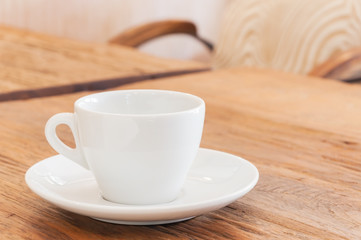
left=213, top=0, right=361, bottom=75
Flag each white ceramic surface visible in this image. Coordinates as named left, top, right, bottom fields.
left=45, top=90, right=205, bottom=205
left=25, top=148, right=259, bottom=225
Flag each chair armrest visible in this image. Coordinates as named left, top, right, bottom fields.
left=108, top=20, right=213, bottom=51
left=309, top=47, right=361, bottom=82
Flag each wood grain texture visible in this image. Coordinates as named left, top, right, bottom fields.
left=0, top=25, right=207, bottom=97
left=213, top=0, right=361, bottom=75
left=0, top=68, right=208, bottom=102
left=1, top=68, right=361, bottom=239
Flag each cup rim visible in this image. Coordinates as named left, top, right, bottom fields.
left=74, top=89, right=205, bottom=117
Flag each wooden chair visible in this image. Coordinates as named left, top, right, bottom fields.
left=109, top=0, right=361, bottom=82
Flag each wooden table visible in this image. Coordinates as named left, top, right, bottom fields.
left=1, top=68, right=361, bottom=239
left=0, top=25, right=208, bottom=101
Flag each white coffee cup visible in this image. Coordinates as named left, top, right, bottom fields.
left=45, top=89, right=205, bottom=205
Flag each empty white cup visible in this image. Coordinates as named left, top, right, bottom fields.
left=45, top=90, right=205, bottom=205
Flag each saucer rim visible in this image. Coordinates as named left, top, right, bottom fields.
left=25, top=148, right=259, bottom=221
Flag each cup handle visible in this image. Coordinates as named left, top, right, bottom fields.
left=45, top=113, right=89, bottom=169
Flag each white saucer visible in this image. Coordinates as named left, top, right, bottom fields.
left=25, top=148, right=259, bottom=225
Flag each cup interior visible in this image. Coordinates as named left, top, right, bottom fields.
left=75, top=90, right=204, bottom=115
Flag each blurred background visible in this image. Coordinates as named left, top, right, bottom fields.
left=0, top=0, right=229, bottom=62
left=2, top=0, right=361, bottom=80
